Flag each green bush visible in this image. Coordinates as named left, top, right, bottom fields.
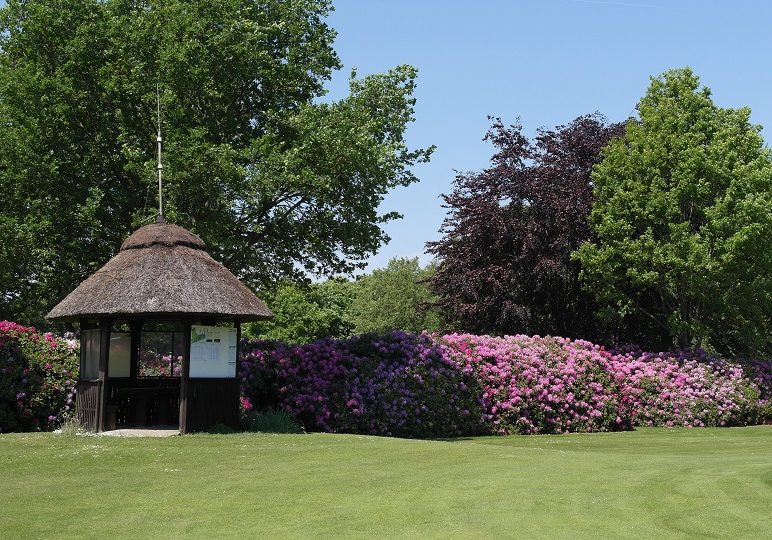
left=241, top=408, right=305, bottom=434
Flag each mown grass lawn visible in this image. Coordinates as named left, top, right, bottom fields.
left=1, top=427, right=770, bottom=539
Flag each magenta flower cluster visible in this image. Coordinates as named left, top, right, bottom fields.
left=241, top=331, right=770, bottom=437
left=0, top=321, right=79, bottom=432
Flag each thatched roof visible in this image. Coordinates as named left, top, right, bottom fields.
left=46, top=221, right=273, bottom=322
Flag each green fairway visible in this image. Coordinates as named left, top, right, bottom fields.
left=1, top=427, right=770, bottom=539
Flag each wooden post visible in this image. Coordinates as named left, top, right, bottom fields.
left=235, top=319, right=241, bottom=359
left=129, top=319, right=142, bottom=380
left=179, top=320, right=192, bottom=433
left=76, top=318, right=88, bottom=430
left=97, top=318, right=111, bottom=432
left=234, top=318, right=242, bottom=430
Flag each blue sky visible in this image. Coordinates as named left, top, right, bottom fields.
left=323, top=0, right=772, bottom=271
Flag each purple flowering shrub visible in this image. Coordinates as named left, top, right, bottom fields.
left=240, top=332, right=485, bottom=438
left=0, top=321, right=78, bottom=432
left=745, top=359, right=772, bottom=410
left=749, top=361, right=772, bottom=425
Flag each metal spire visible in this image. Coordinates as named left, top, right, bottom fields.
left=156, top=83, right=165, bottom=223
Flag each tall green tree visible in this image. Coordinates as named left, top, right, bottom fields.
left=0, top=0, right=432, bottom=324
left=351, top=257, right=441, bottom=334
left=245, top=278, right=357, bottom=344
left=575, top=68, right=772, bottom=356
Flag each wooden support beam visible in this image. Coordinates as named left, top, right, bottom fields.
left=129, top=319, right=142, bottom=380
left=179, top=320, right=192, bottom=433
left=97, top=318, right=112, bottom=432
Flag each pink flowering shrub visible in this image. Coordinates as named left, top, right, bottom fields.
left=608, top=348, right=769, bottom=427
left=441, top=334, right=631, bottom=434
left=0, top=321, right=78, bottom=432
left=240, top=331, right=485, bottom=438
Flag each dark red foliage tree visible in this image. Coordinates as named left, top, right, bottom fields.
left=427, top=114, right=625, bottom=340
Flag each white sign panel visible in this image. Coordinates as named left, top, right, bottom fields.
left=189, top=326, right=237, bottom=378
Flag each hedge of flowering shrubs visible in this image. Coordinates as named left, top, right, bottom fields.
left=241, top=332, right=771, bottom=437
left=445, top=335, right=769, bottom=433
left=1, top=319, right=769, bottom=436
left=0, top=321, right=78, bottom=433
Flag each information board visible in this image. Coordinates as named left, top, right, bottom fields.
left=189, top=325, right=237, bottom=378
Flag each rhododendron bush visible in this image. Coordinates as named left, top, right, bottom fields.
left=0, top=321, right=78, bottom=432
left=241, top=332, right=770, bottom=437
left=240, top=332, right=484, bottom=438
left=607, top=347, right=769, bottom=428
left=442, top=334, right=631, bottom=434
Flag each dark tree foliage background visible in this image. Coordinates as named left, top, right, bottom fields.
left=427, top=114, right=625, bottom=341
left=0, top=0, right=432, bottom=325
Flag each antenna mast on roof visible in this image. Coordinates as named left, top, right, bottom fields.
left=156, top=83, right=165, bottom=223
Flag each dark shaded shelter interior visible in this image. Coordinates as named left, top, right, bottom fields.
left=46, top=220, right=272, bottom=433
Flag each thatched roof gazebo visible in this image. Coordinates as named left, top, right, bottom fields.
left=47, top=218, right=273, bottom=433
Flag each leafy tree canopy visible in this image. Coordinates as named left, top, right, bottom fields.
left=575, top=68, right=772, bottom=356
left=248, top=256, right=441, bottom=343
left=0, top=0, right=432, bottom=324
left=428, top=115, right=624, bottom=339
left=245, top=278, right=356, bottom=344
left=350, top=256, right=441, bottom=335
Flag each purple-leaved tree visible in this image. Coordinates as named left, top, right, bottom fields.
left=427, top=114, right=625, bottom=340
